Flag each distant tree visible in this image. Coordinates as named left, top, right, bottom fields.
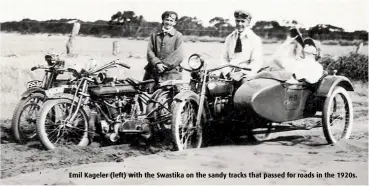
left=176, top=16, right=204, bottom=35
left=109, top=11, right=145, bottom=37
left=0, top=17, right=367, bottom=41
left=308, top=24, right=345, bottom=40
left=209, top=17, right=231, bottom=30
left=209, top=17, right=232, bottom=37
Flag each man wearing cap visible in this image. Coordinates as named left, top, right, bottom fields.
left=143, top=11, right=185, bottom=92
left=220, top=10, right=263, bottom=81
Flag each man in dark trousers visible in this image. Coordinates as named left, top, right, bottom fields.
left=143, top=11, right=185, bottom=92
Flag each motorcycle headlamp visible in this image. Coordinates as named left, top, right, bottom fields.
left=45, top=54, right=64, bottom=67
left=188, top=54, right=204, bottom=71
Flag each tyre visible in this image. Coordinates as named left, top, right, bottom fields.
left=36, top=98, right=89, bottom=150
left=146, top=89, right=174, bottom=142
left=171, top=92, right=203, bottom=151
left=322, top=86, right=353, bottom=144
left=146, top=89, right=173, bottom=126
left=11, top=93, right=45, bottom=143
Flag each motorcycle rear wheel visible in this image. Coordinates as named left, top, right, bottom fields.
left=36, top=98, right=89, bottom=150
left=11, top=93, right=45, bottom=143
left=322, top=86, right=353, bottom=144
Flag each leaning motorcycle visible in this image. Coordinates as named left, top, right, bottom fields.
left=11, top=54, right=71, bottom=143
left=36, top=59, right=187, bottom=150
left=171, top=54, right=354, bottom=151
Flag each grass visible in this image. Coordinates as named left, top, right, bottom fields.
left=321, top=39, right=368, bottom=46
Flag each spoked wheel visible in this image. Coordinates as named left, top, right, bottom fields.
left=147, top=90, right=173, bottom=128
left=322, top=87, right=353, bottom=144
left=247, top=122, right=273, bottom=142
left=36, top=98, right=89, bottom=150
left=171, top=93, right=203, bottom=151
left=11, top=93, right=45, bottom=143
left=146, top=90, right=174, bottom=143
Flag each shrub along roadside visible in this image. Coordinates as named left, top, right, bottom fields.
left=320, top=52, right=368, bottom=82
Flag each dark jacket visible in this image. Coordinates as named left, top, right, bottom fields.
left=144, top=28, right=185, bottom=83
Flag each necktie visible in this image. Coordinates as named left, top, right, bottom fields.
left=235, top=33, right=242, bottom=53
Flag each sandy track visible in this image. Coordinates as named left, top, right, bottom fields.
left=1, top=120, right=367, bottom=185
left=1, top=95, right=367, bottom=185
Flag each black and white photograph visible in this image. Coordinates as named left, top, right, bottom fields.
left=0, top=0, right=368, bottom=185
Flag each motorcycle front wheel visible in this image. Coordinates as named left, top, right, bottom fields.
left=36, top=98, right=89, bottom=150
left=11, top=93, right=45, bottom=143
left=171, top=92, right=203, bottom=151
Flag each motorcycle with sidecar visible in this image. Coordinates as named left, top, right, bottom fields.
left=35, top=59, right=188, bottom=150
left=170, top=53, right=354, bottom=151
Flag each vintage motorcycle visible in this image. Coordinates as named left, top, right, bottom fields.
left=36, top=59, right=187, bottom=150
left=170, top=53, right=354, bottom=151
left=11, top=54, right=72, bottom=143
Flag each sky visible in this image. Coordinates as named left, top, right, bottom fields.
left=0, top=0, right=368, bottom=32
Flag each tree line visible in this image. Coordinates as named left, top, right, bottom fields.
left=1, top=11, right=367, bottom=41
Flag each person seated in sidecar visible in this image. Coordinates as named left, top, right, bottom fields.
left=213, top=10, right=263, bottom=81
left=251, top=36, right=323, bottom=85
left=272, top=36, right=324, bottom=84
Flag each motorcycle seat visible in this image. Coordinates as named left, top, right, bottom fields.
left=126, top=78, right=155, bottom=86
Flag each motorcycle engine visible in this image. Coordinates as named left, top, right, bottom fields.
left=105, top=96, right=133, bottom=120
left=213, top=96, right=230, bottom=115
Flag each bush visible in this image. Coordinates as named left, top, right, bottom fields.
left=320, top=53, right=368, bottom=82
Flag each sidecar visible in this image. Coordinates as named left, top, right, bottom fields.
left=233, top=71, right=354, bottom=144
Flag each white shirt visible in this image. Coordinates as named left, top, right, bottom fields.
left=221, top=28, right=263, bottom=75
left=281, top=57, right=323, bottom=84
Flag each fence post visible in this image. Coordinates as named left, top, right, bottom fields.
left=355, top=41, right=363, bottom=54
left=113, top=41, right=119, bottom=56
left=66, top=22, right=80, bottom=56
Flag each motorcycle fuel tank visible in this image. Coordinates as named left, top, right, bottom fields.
left=207, top=80, right=234, bottom=97
left=90, top=85, right=137, bottom=97
left=234, top=78, right=312, bottom=122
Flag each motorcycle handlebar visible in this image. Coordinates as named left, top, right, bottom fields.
left=208, top=64, right=251, bottom=73
left=117, top=62, right=131, bottom=69
left=31, top=65, right=67, bottom=72
left=181, top=64, right=251, bottom=73
left=89, top=59, right=130, bottom=74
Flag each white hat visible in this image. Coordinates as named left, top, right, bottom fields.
left=303, top=45, right=318, bottom=55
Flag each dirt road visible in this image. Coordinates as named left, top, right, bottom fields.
left=1, top=88, right=367, bottom=184
left=1, top=119, right=367, bottom=185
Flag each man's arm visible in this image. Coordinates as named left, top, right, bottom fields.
left=161, top=33, right=185, bottom=70
left=221, top=35, right=231, bottom=64
left=246, top=36, right=263, bottom=75
left=219, top=35, right=233, bottom=75
left=147, top=34, right=162, bottom=66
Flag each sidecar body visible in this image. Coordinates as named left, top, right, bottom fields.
left=233, top=71, right=354, bottom=123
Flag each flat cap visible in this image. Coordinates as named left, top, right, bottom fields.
left=234, top=10, right=252, bottom=20
left=161, top=11, right=178, bottom=21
